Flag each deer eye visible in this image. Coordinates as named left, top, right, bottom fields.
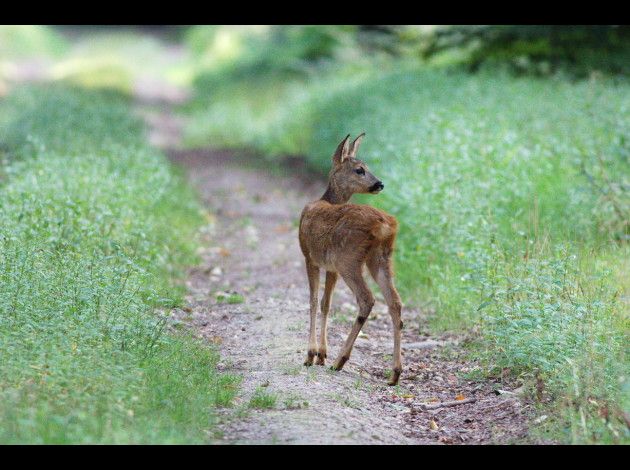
left=355, top=168, right=365, bottom=175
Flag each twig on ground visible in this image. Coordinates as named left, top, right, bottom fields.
left=419, top=398, right=477, bottom=410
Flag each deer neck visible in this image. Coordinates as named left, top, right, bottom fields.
left=321, top=182, right=352, bottom=205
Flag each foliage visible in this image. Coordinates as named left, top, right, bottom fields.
left=1, top=27, right=194, bottom=95
left=186, top=25, right=362, bottom=112
left=49, top=31, right=194, bottom=93
left=0, top=25, right=67, bottom=61
left=421, top=26, right=630, bottom=76
left=0, top=26, right=68, bottom=94
left=0, top=85, right=238, bottom=443
left=477, top=243, right=628, bottom=443
left=187, top=25, right=356, bottom=79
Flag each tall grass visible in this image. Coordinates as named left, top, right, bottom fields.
left=0, top=85, right=238, bottom=443
left=183, top=62, right=629, bottom=443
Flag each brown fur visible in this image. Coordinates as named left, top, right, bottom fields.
left=298, top=134, right=403, bottom=385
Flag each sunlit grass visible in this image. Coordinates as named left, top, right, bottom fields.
left=1, top=27, right=196, bottom=96
left=51, top=31, right=195, bottom=92
left=0, top=25, right=67, bottom=61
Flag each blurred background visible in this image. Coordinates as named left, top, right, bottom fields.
left=3, top=25, right=630, bottom=97
left=0, top=25, right=628, bottom=444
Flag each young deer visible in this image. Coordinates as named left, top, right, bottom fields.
left=298, top=133, right=403, bottom=386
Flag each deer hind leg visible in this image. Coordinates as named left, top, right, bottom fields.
left=368, top=251, right=403, bottom=386
left=331, top=265, right=374, bottom=371
left=303, top=260, right=320, bottom=366
left=316, top=271, right=338, bottom=365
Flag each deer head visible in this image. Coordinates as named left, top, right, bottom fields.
left=324, top=133, right=384, bottom=204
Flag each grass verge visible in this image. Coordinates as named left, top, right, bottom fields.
left=0, top=84, right=239, bottom=443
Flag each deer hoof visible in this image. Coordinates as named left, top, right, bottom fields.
left=331, top=355, right=349, bottom=371
left=315, top=351, right=326, bottom=365
left=304, top=350, right=317, bottom=366
left=388, top=368, right=402, bottom=386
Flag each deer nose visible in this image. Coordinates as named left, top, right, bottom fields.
left=370, top=181, right=384, bottom=192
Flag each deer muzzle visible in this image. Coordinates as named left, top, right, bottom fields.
left=369, top=181, right=384, bottom=193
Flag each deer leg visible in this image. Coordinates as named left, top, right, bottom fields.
left=331, top=267, right=374, bottom=371
left=368, top=254, right=403, bottom=386
left=304, top=260, right=320, bottom=366
left=316, top=271, right=338, bottom=365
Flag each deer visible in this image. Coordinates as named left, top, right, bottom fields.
left=298, top=133, right=403, bottom=386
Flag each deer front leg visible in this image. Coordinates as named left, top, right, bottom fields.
left=316, top=271, right=338, bottom=365
left=331, top=269, right=374, bottom=371
left=304, top=260, right=320, bottom=366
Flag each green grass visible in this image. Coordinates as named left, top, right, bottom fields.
left=183, top=61, right=629, bottom=443
left=0, top=26, right=68, bottom=94
left=0, top=85, right=239, bottom=443
left=215, top=292, right=245, bottom=304
left=1, top=26, right=195, bottom=97
left=248, top=386, right=277, bottom=409
left=0, top=25, right=67, bottom=61
left=49, top=30, right=194, bottom=93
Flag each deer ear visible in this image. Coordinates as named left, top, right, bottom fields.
left=348, top=132, right=365, bottom=158
left=332, top=134, right=351, bottom=165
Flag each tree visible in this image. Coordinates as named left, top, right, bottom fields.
left=421, top=25, right=630, bottom=76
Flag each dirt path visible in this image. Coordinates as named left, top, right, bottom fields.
left=162, top=146, right=533, bottom=445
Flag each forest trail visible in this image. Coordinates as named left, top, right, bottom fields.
left=136, top=77, right=533, bottom=446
